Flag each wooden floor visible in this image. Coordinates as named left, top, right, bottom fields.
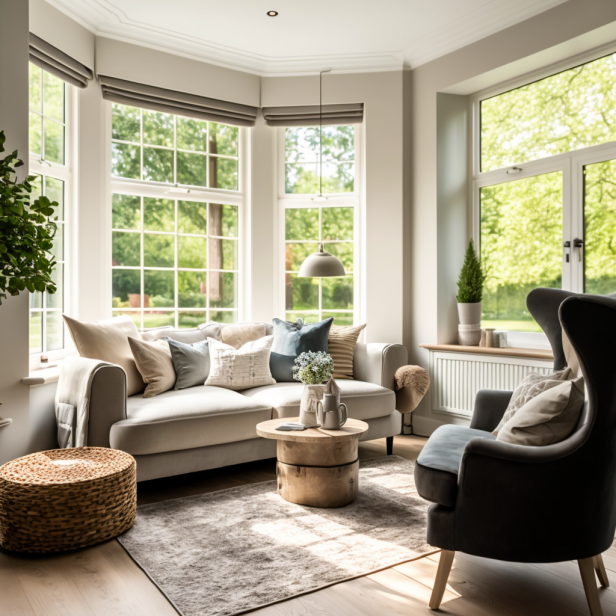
left=2, top=434, right=615, bottom=616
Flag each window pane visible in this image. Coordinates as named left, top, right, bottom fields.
left=45, top=177, right=64, bottom=221
left=285, top=242, right=318, bottom=271
left=43, top=71, right=64, bottom=123
left=210, top=123, right=238, bottom=157
left=177, top=151, right=207, bottom=187
left=321, top=126, right=355, bottom=162
left=321, top=162, right=354, bottom=193
left=210, top=157, right=238, bottom=190
left=481, top=172, right=562, bottom=332
left=112, top=104, right=141, bottom=143
left=112, top=143, right=141, bottom=179
left=322, top=207, right=353, bottom=240
left=30, top=311, right=42, bottom=353
left=46, top=264, right=63, bottom=309
left=29, top=64, right=41, bottom=112
left=51, top=223, right=63, bottom=262
left=322, top=276, right=353, bottom=310
left=178, top=200, right=208, bottom=234
left=177, top=117, right=208, bottom=152
left=584, top=159, right=616, bottom=294
left=142, top=110, right=174, bottom=148
left=208, top=238, right=237, bottom=271
left=44, top=119, right=64, bottom=164
left=324, top=242, right=353, bottom=271
left=178, top=311, right=208, bottom=328
left=30, top=174, right=42, bottom=201
left=143, top=311, right=175, bottom=328
left=144, top=198, right=174, bottom=232
left=29, top=113, right=41, bottom=157
left=285, top=208, right=318, bottom=241
left=45, top=311, right=63, bottom=351
left=322, top=311, right=354, bottom=326
left=286, top=128, right=320, bottom=163
left=178, top=235, right=207, bottom=268
left=285, top=273, right=319, bottom=311
left=285, top=163, right=319, bottom=194
left=144, top=234, right=174, bottom=267
left=481, top=52, right=616, bottom=171
left=112, top=270, right=141, bottom=308
left=113, top=231, right=141, bottom=266
left=144, top=270, right=175, bottom=307
left=143, top=147, right=174, bottom=183
left=209, top=272, right=237, bottom=308
left=31, top=291, right=42, bottom=309
left=113, top=194, right=141, bottom=230
left=285, top=311, right=320, bottom=324
left=209, top=204, right=238, bottom=238
left=210, top=310, right=237, bottom=323
left=113, top=310, right=141, bottom=328
left=178, top=271, right=208, bottom=308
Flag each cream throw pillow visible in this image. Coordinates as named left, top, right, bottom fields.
left=128, top=338, right=175, bottom=398
left=220, top=322, right=267, bottom=349
left=64, top=314, right=145, bottom=396
left=206, top=336, right=275, bottom=391
left=494, top=368, right=573, bottom=434
left=496, top=377, right=585, bottom=446
left=328, top=323, right=366, bottom=379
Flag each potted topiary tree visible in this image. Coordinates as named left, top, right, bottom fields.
left=0, top=129, right=59, bottom=305
left=456, top=239, right=485, bottom=345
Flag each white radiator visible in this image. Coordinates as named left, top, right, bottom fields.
left=429, top=351, right=553, bottom=418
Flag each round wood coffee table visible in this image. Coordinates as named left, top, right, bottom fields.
left=257, top=417, right=368, bottom=508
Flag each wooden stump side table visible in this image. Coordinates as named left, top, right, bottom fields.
left=257, top=417, right=369, bottom=508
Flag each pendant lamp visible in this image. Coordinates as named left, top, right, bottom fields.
left=298, top=70, right=346, bottom=278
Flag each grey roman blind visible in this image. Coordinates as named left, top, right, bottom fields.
left=29, top=34, right=93, bottom=89
left=262, top=103, right=364, bottom=127
left=99, top=76, right=259, bottom=127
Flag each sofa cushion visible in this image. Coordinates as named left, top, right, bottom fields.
left=141, top=323, right=221, bottom=344
left=414, top=425, right=495, bottom=508
left=240, top=380, right=395, bottom=420
left=110, top=387, right=273, bottom=456
left=220, top=322, right=267, bottom=349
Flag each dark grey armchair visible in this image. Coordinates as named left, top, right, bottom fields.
left=414, top=289, right=616, bottom=615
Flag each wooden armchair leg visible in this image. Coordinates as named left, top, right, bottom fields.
left=429, top=550, right=455, bottom=610
left=579, top=557, right=604, bottom=616
left=594, top=554, right=610, bottom=587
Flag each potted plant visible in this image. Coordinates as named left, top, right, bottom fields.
left=293, top=351, right=334, bottom=426
left=0, top=130, right=59, bottom=305
left=456, top=239, right=485, bottom=345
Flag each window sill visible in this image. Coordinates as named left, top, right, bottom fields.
left=22, top=365, right=62, bottom=387
left=420, top=344, right=554, bottom=361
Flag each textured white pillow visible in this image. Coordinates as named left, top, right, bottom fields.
left=206, top=336, right=275, bottom=391
left=496, top=377, right=585, bottom=446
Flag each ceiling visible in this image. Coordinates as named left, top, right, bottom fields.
left=48, top=0, right=567, bottom=75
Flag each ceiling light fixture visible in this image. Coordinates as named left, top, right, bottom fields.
left=267, top=11, right=278, bottom=16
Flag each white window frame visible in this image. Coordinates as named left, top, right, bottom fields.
left=470, top=42, right=616, bottom=349
left=108, top=103, right=248, bottom=329
left=276, top=125, right=362, bottom=324
left=28, top=70, right=76, bottom=369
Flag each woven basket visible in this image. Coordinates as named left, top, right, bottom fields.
left=0, top=447, right=136, bottom=553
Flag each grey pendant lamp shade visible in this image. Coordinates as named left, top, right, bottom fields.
left=298, top=244, right=346, bottom=277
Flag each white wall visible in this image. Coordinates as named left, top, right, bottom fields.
left=408, top=0, right=616, bottom=436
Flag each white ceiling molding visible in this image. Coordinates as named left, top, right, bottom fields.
left=45, top=0, right=567, bottom=76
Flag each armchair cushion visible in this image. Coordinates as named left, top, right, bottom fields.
left=415, top=425, right=495, bottom=507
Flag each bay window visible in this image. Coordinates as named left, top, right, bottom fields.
left=110, top=104, right=243, bottom=328
left=280, top=125, right=359, bottom=326
left=474, top=49, right=616, bottom=344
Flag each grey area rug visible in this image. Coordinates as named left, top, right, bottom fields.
left=118, top=456, right=432, bottom=616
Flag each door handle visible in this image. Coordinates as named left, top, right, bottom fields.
left=563, top=240, right=571, bottom=263
left=573, top=238, right=584, bottom=262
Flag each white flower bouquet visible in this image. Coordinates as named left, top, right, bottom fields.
left=293, top=351, right=334, bottom=385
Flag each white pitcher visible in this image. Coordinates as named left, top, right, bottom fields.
left=316, top=393, right=348, bottom=430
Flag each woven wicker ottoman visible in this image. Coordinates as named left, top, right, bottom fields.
left=0, top=447, right=136, bottom=553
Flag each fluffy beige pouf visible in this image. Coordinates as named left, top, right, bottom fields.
left=394, top=365, right=430, bottom=414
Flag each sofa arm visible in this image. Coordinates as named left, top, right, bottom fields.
left=354, top=343, right=408, bottom=391
left=86, top=364, right=127, bottom=447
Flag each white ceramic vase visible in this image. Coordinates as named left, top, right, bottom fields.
left=457, top=302, right=482, bottom=325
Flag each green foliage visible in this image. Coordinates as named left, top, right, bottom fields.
left=0, top=131, right=58, bottom=305
left=456, top=239, right=485, bottom=304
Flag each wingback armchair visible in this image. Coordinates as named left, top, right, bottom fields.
left=414, top=289, right=616, bottom=615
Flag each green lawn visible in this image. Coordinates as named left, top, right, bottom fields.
left=481, top=320, right=542, bottom=333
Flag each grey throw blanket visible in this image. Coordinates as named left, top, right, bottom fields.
left=55, top=357, right=112, bottom=448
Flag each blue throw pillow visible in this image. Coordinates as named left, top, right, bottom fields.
left=270, top=317, right=333, bottom=382
left=167, top=339, right=210, bottom=390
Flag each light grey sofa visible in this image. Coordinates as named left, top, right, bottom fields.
left=69, top=325, right=407, bottom=482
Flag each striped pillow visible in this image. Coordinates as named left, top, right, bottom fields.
left=328, top=324, right=366, bottom=380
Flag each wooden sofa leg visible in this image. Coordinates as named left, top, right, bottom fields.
left=594, top=554, right=610, bottom=587
left=579, top=557, right=604, bottom=616
left=386, top=436, right=393, bottom=455
left=429, top=550, right=455, bottom=610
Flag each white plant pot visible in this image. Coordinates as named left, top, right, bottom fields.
left=458, top=325, right=482, bottom=346
left=457, top=302, right=482, bottom=326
